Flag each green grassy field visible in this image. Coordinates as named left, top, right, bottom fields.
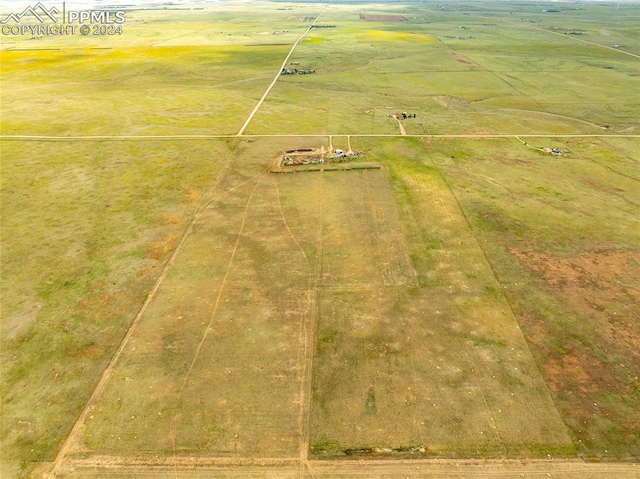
left=429, top=136, right=640, bottom=459
left=247, top=3, right=640, bottom=135
left=77, top=138, right=314, bottom=459
left=309, top=137, right=572, bottom=457
left=0, top=139, right=232, bottom=474
left=0, top=45, right=285, bottom=136
left=0, top=2, right=326, bottom=136
left=1, top=1, right=639, bottom=478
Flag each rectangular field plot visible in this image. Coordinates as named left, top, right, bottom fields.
left=429, top=137, right=640, bottom=458
left=309, top=137, right=572, bottom=457
left=272, top=168, right=418, bottom=288
left=319, top=170, right=417, bottom=287
left=310, top=288, right=572, bottom=456
left=76, top=160, right=313, bottom=458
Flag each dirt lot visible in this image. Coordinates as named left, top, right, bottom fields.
left=360, top=13, right=408, bottom=22
left=449, top=51, right=481, bottom=68
left=511, top=248, right=640, bottom=456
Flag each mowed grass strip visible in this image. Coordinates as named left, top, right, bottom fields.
left=309, top=137, right=571, bottom=457
left=316, top=170, right=417, bottom=287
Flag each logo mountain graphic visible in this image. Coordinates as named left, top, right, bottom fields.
left=1, top=3, right=59, bottom=24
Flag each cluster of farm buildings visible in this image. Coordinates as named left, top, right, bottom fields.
left=281, top=67, right=316, bottom=75
left=392, top=112, right=417, bottom=120
left=282, top=148, right=362, bottom=167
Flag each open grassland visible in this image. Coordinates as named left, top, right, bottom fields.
left=308, top=137, right=572, bottom=458
left=72, top=137, right=319, bottom=460
left=0, top=2, right=320, bottom=50
left=428, top=136, right=640, bottom=459
left=54, top=136, right=573, bottom=476
left=0, top=2, right=326, bottom=136
left=2, top=1, right=637, bottom=138
left=0, top=45, right=284, bottom=136
left=247, top=2, right=639, bottom=136
left=3, top=131, right=632, bottom=473
left=1, top=1, right=640, bottom=477
left=0, top=139, right=232, bottom=476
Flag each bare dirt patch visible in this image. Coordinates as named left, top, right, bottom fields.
left=359, top=13, right=407, bottom=22
left=449, top=50, right=481, bottom=68
left=511, top=249, right=640, bottom=352
left=145, top=232, right=181, bottom=261
left=511, top=248, right=640, bottom=456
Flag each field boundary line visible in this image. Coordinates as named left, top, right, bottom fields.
left=588, top=158, right=640, bottom=183
left=420, top=137, right=573, bottom=445
left=595, top=137, right=640, bottom=182
left=169, top=178, right=260, bottom=472
left=61, top=456, right=629, bottom=468
left=2, top=134, right=639, bottom=141
left=499, top=18, right=640, bottom=60
left=50, top=140, right=240, bottom=478
left=56, top=456, right=640, bottom=477
left=272, top=176, right=314, bottom=471
left=236, top=5, right=328, bottom=136
left=270, top=174, right=319, bottom=474
left=539, top=25, right=640, bottom=60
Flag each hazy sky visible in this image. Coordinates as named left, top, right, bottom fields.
left=0, top=0, right=214, bottom=10
left=0, top=0, right=633, bottom=12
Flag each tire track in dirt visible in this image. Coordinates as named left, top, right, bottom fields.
left=295, top=170, right=326, bottom=476
left=273, top=176, right=310, bottom=268
left=169, top=179, right=260, bottom=477
left=299, top=171, right=326, bottom=475
left=360, top=171, right=384, bottom=284
left=271, top=175, right=317, bottom=475
left=50, top=141, right=241, bottom=478
left=392, top=115, right=407, bottom=136
left=460, top=340, right=503, bottom=445
left=463, top=163, right=513, bottom=197
left=298, top=290, right=318, bottom=478
left=318, top=168, right=325, bottom=285
left=60, top=456, right=639, bottom=478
